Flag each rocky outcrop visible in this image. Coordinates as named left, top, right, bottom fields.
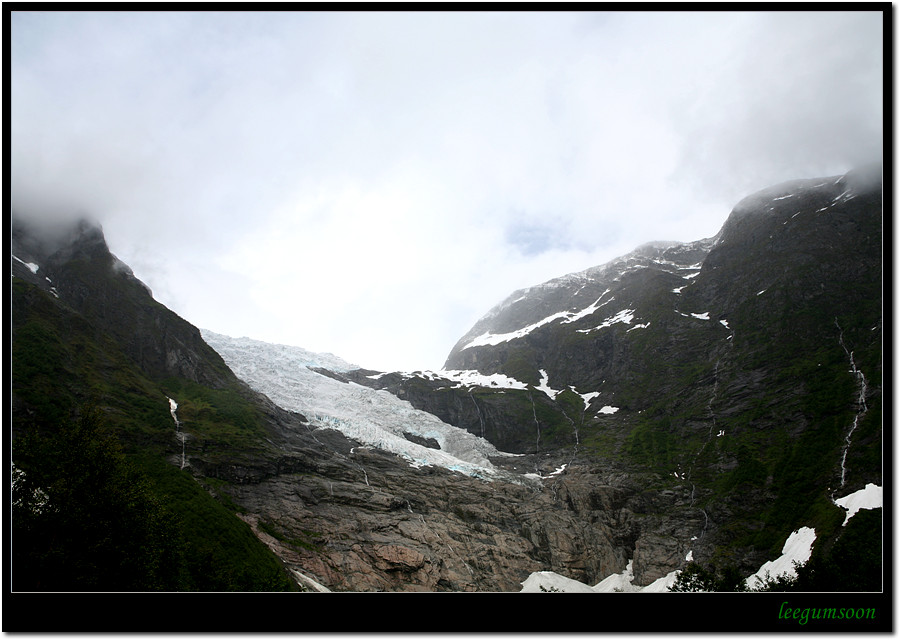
left=209, top=443, right=720, bottom=590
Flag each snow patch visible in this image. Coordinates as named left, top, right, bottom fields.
left=640, top=571, right=681, bottom=593
left=464, top=312, right=571, bottom=349
left=462, top=290, right=614, bottom=349
left=547, top=463, right=567, bottom=478
left=522, top=561, right=680, bottom=593
left=290, top=569, right=332, bottom=592
left=592, top=561, right=639, bottom=592
left=12, top=255, right=39, bottom=274
left=536, top=369, right=563, bottom=400
left=834, top=483, right=882, bottom=526
left=560, top=290, right=613, bottom=324
left=833, top=188, right=856, bottom=203
left=745, top=527, right=817, bottom=590
left=576, top=308, right=636, bottom=334
left=420, top=369, right=529, bottom=391
left=521, top=571, right=599, bottom=593
left=577, top=390, right=600, bottom=411
left=598, top=406, right=619, bottom=415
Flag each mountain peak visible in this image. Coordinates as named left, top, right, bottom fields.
left=11, top=212, right=105, bottom=257
left=716, top=166, right=882, bottom=250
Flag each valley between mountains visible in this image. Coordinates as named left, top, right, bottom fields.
left=10, top=165, right=883, bottom=596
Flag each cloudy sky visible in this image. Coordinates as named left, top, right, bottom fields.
left=10, top=10, right=883, bottom=372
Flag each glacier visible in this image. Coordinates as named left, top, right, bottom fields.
left=201, top=330, right=531, bottom=484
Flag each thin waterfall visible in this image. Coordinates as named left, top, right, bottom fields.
left=834, top=319, right=869, bottom=489
left=167, top=397, right=187, bottom=469
left=529, top=392, right=541, bottom=455
left=470, top=392, right=486, bottom=439
left=167, top=397, right=180, bottom=431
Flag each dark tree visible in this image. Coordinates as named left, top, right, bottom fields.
left=12, top=405, right=186, bottom=591
left=669, top=562, right=748, bottom=592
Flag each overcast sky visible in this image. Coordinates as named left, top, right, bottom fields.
left=10, top=10, right=884, bottom=372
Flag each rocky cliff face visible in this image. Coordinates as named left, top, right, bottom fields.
left=11, top=216, right=233, bottom=390
left=221, top=447, right=638, bottom=591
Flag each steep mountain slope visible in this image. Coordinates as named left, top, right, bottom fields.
left=10, top=215, right=342, bottom=590
left=11, top=217, right=231, bottom=389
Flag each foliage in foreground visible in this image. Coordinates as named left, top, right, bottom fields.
left=668, top=562, right=748, bottom=592
left=12, top=405, right=296, bottom=592
left=13, top=405, right=184, bottom=591
left=669, top=508, right=882, bottom=592
left=751, top=509, right=882, bottom=592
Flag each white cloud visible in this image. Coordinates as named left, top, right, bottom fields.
left=11, top=10, right=883, bottom=371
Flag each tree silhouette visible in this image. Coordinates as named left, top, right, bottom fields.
left=12, top=405, right=186, bottom=591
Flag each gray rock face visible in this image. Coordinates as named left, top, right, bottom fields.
left=206, top=445, right=704, bottom=590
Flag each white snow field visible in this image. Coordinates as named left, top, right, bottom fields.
left=521, top=560, right=679, bottom=593
left=834, top=483, right=883, bottom=526
left=201, top=330, right=529, bottom=483
left=745, top=527, right=817, bottom=591
left=521, top=571, right=600, bottom=593
left=399, top=368, right=528, bottom=391
left=461, top=289, right=616, bottom=349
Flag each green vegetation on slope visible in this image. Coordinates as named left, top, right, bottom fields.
left=11, top=279, right=297, bottom=591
